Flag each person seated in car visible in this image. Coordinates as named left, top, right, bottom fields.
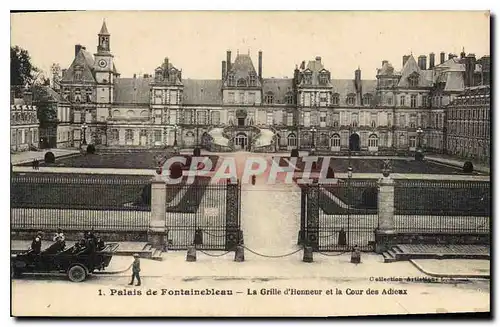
left=96, top=236, right=105, bottom=251
left=72, top=239, right=86, bottom=254
left=30, top=231, right=43, bottom=255
left=53, top=228, right=66, bottom=251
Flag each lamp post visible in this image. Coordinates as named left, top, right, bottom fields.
left=310, top=126, right=317, bottom=152
left=173, top=124, right=178, bottom=147
left=416, top=127, right=423, bottom=150
left=347, top=166, right=353, bottom=246
left=81, top=123, right=87, bottom=145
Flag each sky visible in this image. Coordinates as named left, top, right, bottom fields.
left=10, top=11, right=490, bottom=81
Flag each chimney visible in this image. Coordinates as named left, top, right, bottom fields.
left=23, top=91, right=33, bottom=106
left=143, top=74, right=149, bottom=78
left=258, top=51, right=263, bottom=79
left=75, top=44, right=83, bottom=57
left=448, top=53, right=455, bottom=60
left=465, top=54, right=476, bottom=87
left=164, top=57, right=169, bottom=79
left=315, top=56, right=321, bottom=63
left=222, top=60, right=227, bottom=80
left=440, top=52, right=446, bottom=64
left=133, top=73, right=136, bottom=79
left=460, top=48, right=466, bottom=59
left=382, top=60, right=388, bottom=66
left=355, top=67, right=361, bottom=86
left=226, top=50, right=232, bottom=73
left=418, top=55, right=427, bottom=70
left=429, top=53, right=435, bottom=69
left=403, top=55, right=410, bottom=67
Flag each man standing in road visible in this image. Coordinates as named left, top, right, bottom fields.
left=128, top=254, right=141, bottom=286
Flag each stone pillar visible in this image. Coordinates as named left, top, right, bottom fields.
left=375, top=175, right=396, bottom=253
left=148, top=175, right=167, bottom=250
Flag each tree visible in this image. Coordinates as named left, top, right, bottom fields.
left=11, top=46, right=39, bottom=92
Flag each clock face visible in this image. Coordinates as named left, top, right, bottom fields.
left=98, top=59, right=107, bottom=68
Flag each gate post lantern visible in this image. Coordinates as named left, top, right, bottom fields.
left=148, top=173, right=167, bottom=251
left=375, top=160, right=396, bottom=253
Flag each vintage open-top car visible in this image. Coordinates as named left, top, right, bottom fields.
left=11, top=240, right=119, bottom=282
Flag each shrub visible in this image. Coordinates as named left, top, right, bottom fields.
left=291, top=149, right=299, bottom=157
left=193, top=147, right=201, bottom=157
left=44, top=151, right=55, bottom=164
left=86, top=144, right=96, bottom=154
left=361, top=187, right=378, bottom=209
left=463, top=161, right=474, bottom=173
left=415, top=151, right=424, bottom=161
left=170, top=162, right=184, bottom=179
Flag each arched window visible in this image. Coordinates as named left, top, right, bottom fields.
left=140, top=110, right=149, bottom=117
left=126, top=110, right=134, bottom=118
left=330, top=133, right=341, bottom=147
left=363, top=93, right=373, bottom=106
left=237, top=78, right=247, bottom=87
left=265, top=92, right=274, bottom=104
left=287, top=133, right=297, bottom=147
left=368, top=134, right=378, bottom=147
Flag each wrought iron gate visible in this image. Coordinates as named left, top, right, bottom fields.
left=299, top=180, right=378, bottom=251
left=165, top=178, right=242, bottom=250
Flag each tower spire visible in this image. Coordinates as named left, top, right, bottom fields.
left=99, top=19, right=109, bottom=35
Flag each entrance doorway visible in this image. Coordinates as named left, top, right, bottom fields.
left=349, top=133, right=361, bottom=151
left=234, top=132, right=248, bottom=150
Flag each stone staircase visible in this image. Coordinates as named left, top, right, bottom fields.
left=382, top=244, right=490, bottom=263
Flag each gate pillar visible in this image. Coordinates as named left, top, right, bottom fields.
left=375, top=175, right=396, bottom=253
left=148, top=174, right=167, bottom=250
left=305, top=183, right=320, bottom=251
left=225, top=179, right=241, bottom=251
left=298, top=186, right=307, bottom=245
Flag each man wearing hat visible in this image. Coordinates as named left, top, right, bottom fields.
left=128, top=254, right=141, bottom=286
left=30, top=231, right=43, bottom=254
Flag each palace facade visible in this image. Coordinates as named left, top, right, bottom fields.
left=36, top=21, right=490, bottom=156
left=10, top=90, right=39, bottom=152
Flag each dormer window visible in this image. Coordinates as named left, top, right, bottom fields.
left=332, top=93, right=340, bottom=106
left=169, top=69, right=177, bottom=83
left=74, top=66, right=83, bottom=81
left=228, top=74, right=235, bottom=87
left=363, top=94, right=373, bottom=106
left=237, top=78, right=247, bottom=87
left=265, top=92, right=274, bottom=104
left=304, top=73, right=312, bottom=85
left=319, top=73, right=328, bottom=85
left=249, top=73, right=256, bottom=86
left=346, top=94, right=356, bottom=106
left=408, top=73, right=419, bottom=87
left=155, top=68, right=163, bottom=81
left=285, top=92, right=294, bottom=105
left=74, top=88, right=81, bottom=103
left=63, top=88, right=70, bottom=101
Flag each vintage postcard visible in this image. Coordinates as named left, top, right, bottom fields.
left=10, top=10, right=490, bottom=317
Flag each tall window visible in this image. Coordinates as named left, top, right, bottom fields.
left=333, top=113, right=340, bottom=127
left=409, top=75, right=418, bottom=87
left=332, top=93, right=339, bottom=106
left=422, top=95, right=428, bottom=107
left=368, top=134, right=378, bottom=147
left=285, top=92, right=294, bottom=105
left=410, top=95, right=417, bottom=108
left=110, top=129, right=119, bottom=144
left=227, top=92, right=235, bottom=104
left=154, top=130, right=162, bottom=143
left=86, top=88, right=93, bottom=102
left=267, top=112, right=274, bottom=125
left=319, top=93, right=327, bottom=106
left=400, top=95, right=406, bottom=107
left=320, top=112, right=327, bottom=128
left=211, top=111, right=221, bottom=125
left=184, top=110, right=193, bottom=124
left=287, top=112, right=293, bottom=126
left=347, top=94, right=356, bottom=106
left=74, top=68, right=83, bottom=81
left=248, top=92, right=256, bottom=104
left=410, top=114, right=417, bottom=128
left=304, top=112, right=311, bottom=127
left=239, top=92, right=245, bottom=104
left=125, top=129, right=134, bottom=144
left=197, top=111, right=207, bottom=125
left=351, top=113, right=359, bottom=126
left=387, top=95, right=393, bottom=106
left=154, top=90, right=162, bottom=105
left=400, top=114, right=406, bottom=127
left=63, top=88, right=70, bottom=101
left=265, top=92, right=274, bottom=104
left=169, top=90, right=177, bottom=104
left=363, top=94, right=373, bottom=106
left=303, top=93, right=311, bottom=107
left=74, top=88, right=82, bottom=103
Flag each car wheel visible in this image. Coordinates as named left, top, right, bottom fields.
left=67, top=264, right=87, bottom=282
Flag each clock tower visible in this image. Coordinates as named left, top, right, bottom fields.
left=94, top=20, right=114, bottom=105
